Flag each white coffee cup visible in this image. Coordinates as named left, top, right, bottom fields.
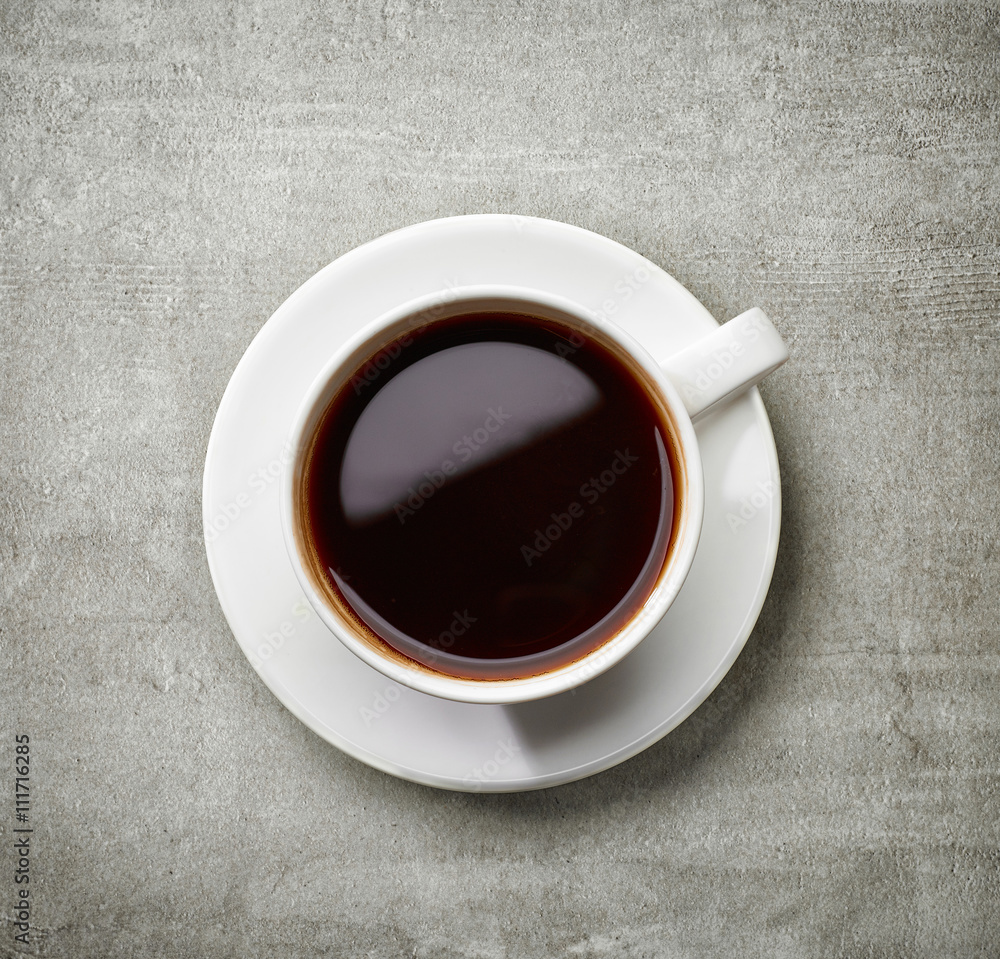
left=280, top=286, right=787, bottom=705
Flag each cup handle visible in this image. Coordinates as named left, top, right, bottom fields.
left=660, top=308, right=788, bottom=422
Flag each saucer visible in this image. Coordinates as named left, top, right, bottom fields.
left=203, top=215, right=781, bottom=792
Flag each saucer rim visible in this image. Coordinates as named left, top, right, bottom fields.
left=203, top=214, right=782, bottom=792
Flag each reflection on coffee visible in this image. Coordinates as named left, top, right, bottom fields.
left=301, top=311, right=680, bottom=680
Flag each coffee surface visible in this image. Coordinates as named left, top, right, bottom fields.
left=304, top=311, right=676, bottom=679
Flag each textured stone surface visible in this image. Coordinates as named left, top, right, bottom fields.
left=2, top=1, right=999, bottom=956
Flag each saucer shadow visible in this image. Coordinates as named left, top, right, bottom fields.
left=502, top=642, right=657, bottom=758
left=496, top=402, right=803, bottom=795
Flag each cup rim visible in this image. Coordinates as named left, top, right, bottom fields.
left=279, top=284, right=706, bottom=704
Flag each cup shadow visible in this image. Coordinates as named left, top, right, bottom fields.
left=454, top=398, right=803, bottom=811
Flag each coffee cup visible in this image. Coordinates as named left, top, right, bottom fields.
left=279, top=285, right=786, bottom=704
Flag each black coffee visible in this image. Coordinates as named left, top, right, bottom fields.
left=301, top=311, right=679, bottom=680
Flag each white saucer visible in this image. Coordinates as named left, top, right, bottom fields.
left=203, top=215, right=781, bottom=792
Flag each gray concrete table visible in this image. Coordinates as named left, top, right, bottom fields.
left=2, top=1, right=998, bottom=956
